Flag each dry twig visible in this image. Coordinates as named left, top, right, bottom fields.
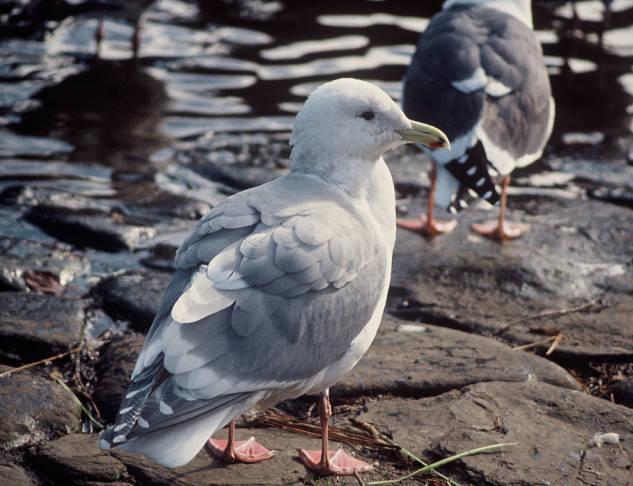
left=0, top=346, right=83, bottom=378
left=497, top=299, right=602, bottom=335
left=545, top=333, right=564, bottom=356
left=253, top=410, right=399, bottom=452
left=512, top=336, right=558, bottom=352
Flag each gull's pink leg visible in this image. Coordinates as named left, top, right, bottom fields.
left=397, top=162, right=457, bottom=236
left=298, top=389, right=373, bottom=476
left=471, top=175, right=530, bottom=241
left=208, top=420, right=273, bottom=463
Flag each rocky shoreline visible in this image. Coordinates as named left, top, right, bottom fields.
left=0, top=136, right=632, bottom=485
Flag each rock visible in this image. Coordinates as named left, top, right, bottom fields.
left=24, top=205, right=156, bottom=252
left=0, top=159, right=111, bottom=183
left=32, top=429, right=352, bottom=485
left=35, top=434, right=128, bottom=484
left=612, top=377, right=633, bottom=408
left=92, top=270, right=171, bottom=332
left=0, top=206, right=55, bottom=243
left=0, top=460, right=36, bottom=486
left=0, top=237, right=88, bottom=292
left=0, top=292, right=85, bottom=364
left=391, top=199, right=633, bottom=360
left=94, top=334, right=145, bottom=422
left=357, top=381, right=633, bottom=485
left=548, top=156, right=633, bottom=200
left=113, top=427, right=343, bottom=485
left=0, top=367, right=82, bottom=451
left=333, top=317, right=579, bottom=398
left=155, top=164, right=233, bottom=208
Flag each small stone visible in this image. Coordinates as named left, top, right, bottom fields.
left=0, top=292, right=85, bottom=363
left=589, top=432, right=620, bottom=448
left=0, top=367, right=81, bottom=451
left=92, top=270, right=171, bottom=332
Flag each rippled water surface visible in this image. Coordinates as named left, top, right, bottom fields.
left=1, top=0, right=633, bottom=210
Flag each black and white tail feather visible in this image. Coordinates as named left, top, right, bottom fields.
left=444, top=141, right=500, bottom=214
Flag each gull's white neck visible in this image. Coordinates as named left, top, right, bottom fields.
left=443, top=0, right=533, bottom=28
left=290, top=153, right=380, bottom=199
left=290, top=155, right=396, bottom=248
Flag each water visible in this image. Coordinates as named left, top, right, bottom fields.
left=1, top=0, right=632, bottom=216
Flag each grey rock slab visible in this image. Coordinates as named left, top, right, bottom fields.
left=114, top=427, right=314, bottom=485
left=0, top=206, right=56, bottom=243
left=333, top=318, right=579, bottom=398
left=391, top=199, right=633, bottom=360
left=94, top=334, right=145, bottom=422
left=0, top=237, right=88, bottom=291
left=356, top=381, right=633, bottom=486
left=0, top=367, right=82, bottom=451
left=35, top=433, right=128, bottom=483
left=548, top=156, right=633, bottom=193
left=24, top=205, right=156, bottom=252
left=0, top=292, right=85, bottom=363
left=0, top=460, right=35, bottom=486
left=40, top=429, right=350, bottom=485
left=92, top=269, right=171, bottom=332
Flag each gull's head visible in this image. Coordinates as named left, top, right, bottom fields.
left=443, top=0, right=533, bottom=27
left=290, top=78, right=449, bottom=169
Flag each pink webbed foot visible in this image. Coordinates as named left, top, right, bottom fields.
left=208, top=436, right=273, bottom=464
left=397, top=214, right=457, bottom=236
left=298, top=448, right=373, bottom=476
left=471, top=220, right=530, bottom=241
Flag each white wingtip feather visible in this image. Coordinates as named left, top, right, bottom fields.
left=171, top=270, right=234, bottom=324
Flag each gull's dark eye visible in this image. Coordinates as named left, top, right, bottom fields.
left=359, top=110, right=375, bottom=121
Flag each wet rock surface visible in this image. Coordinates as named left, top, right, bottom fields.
left=391, top=199, right=633, bottom=361
left=25, top=205, right=156, bottom=252
left=0, top=292, right=85, bottom=363
left=0, top=367, right=82, bottom=451
left=0, top=237, right=88, bottom=292
left=92, top=269, right=171, bottom=332
left=356, top=381, right=633, bottom=485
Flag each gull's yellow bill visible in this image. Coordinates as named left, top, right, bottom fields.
left=399, top=120, right=450, bottom=150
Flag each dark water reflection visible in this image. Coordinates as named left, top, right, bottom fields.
left=1, top=0, right=632, bottom=210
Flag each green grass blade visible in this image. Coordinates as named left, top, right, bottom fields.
left=51, top=373, right=104, bottom=430
left=399, top=447, right=462, bottom=486
left=368, top=442, right=519, bottom=485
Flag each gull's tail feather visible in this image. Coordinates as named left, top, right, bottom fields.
left=111, top=401, right=248, bottom=468
left=444, top=141, right=500, bottom=213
